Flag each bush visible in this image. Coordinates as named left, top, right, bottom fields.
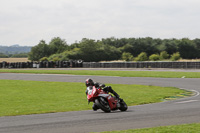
left=52, top=57, right=61, bottom=62
left=121, top=52, right=134, bottom=61
left=160, top=51, right=169, bottom=60
left=171, top=52, right=181, bottom=61
left=40, top=57, right=48, bottom=61
left=48, top=54, right=62, bottom=61
left=135, top=52, right=148, bottom=61
left=149, top=54, right=160, bottom=61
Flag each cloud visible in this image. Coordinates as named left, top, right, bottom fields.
left=0, top=0, right=200, bottom=46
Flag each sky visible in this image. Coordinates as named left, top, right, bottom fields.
left=0, top=0, right=200, bottom=46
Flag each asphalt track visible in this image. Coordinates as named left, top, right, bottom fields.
left=0, top=71, right=200, bottom=133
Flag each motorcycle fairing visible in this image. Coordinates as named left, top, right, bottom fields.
left=98, top=94, right=110, bottom=97
left=98, top=94, right=117, bottom=110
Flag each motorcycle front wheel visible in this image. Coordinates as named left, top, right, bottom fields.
left=95, top=97, right=111, bottom=113
left=119, top=100, right=128, bottom=111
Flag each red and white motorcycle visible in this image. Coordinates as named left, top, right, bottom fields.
left=87, top=86, right=128, bottom=112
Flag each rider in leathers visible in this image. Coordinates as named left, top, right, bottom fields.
left=85, top=78, right=121, bottom=111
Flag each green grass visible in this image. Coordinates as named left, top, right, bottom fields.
left=0, top=69, right=200, bottom=78
left=0, top=80, right=191, bottom=117
left=97, top=123, right=200, bottom=133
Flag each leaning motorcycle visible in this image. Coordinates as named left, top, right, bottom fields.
left=86, top=86, right=128, bottom=112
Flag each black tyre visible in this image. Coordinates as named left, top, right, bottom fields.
left=95, top=97, right=111, bottom=113
left=119, top=100, right=128, bottom=111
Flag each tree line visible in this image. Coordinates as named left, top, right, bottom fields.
left=0, top=53, right=28, bottom=58
left=28, top=37, right=200, bottom=62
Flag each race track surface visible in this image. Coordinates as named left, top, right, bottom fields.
left=0, top=72, right=200, bottom=133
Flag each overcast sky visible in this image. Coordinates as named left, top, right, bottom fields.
left=0, top=0, right=200, bottom=46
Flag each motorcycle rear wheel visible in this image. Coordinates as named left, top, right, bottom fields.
left=95, top=97, right=111, bottom=113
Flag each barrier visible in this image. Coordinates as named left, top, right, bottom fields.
left=0, top=60, right=83, bottom=69
left=1, top=61, right=200, bottom=69
left=82, top=61, right=200, bottom=69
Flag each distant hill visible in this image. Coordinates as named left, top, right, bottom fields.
left=0, top=45, right=32, bottom=55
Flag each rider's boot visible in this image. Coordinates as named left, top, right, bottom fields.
left=92, top=103, right=99, bottom=111
left=104, top=86, right=120, bottom=99
left=113, top=92, right=123, bottom=102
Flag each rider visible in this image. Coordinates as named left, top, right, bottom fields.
left=85, top=78, right=121, bottom=111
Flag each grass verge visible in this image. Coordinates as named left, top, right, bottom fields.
left=0, top=80, right=192, bottom=117
left=0, top=69, right=200, bottom=78
left=97, top=123, right=200, bottom=133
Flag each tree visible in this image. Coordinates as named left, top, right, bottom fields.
left=28, top=37, right=200, bottom=62
left=162, top=39, right=179, bottom=55
left=130, top=38, right=147, bottom=56
left=98, top=44, right=121, bottom=61
left=58, top=39, right=121, bottom=62
left=78, top=38, right=100, bottom=61
left=49, top=37, right=68, bottom=54
left=178, top=38, right=198, bottom=59
left=193, top=38, right=200, bottom=58
left=28, top=40, right=50, bottom=61
left=119, top=43, right=134, bottom=54
left=101, top=37, right=127, bottom=48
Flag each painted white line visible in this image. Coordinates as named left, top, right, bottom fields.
left=180, top=88, right=200, bottom=98
left=191, top=89, right=200, bottom=98
left=176, top=100, right=199, bottom=104
left=175, top=88, right=200, bottom=104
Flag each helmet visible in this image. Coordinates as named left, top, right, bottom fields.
left=85, top=78, right=94, bottom=87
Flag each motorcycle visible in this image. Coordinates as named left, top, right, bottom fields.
left=86, top=86, right=128, bottom=112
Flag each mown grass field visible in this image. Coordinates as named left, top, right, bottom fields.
left=97, top=123, right=200, bottom=133
left=0, top=58, right=29, bottom=62
left=0, top=79, right=191, bottom=117
left=0, top=69, right=200, bottom=78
